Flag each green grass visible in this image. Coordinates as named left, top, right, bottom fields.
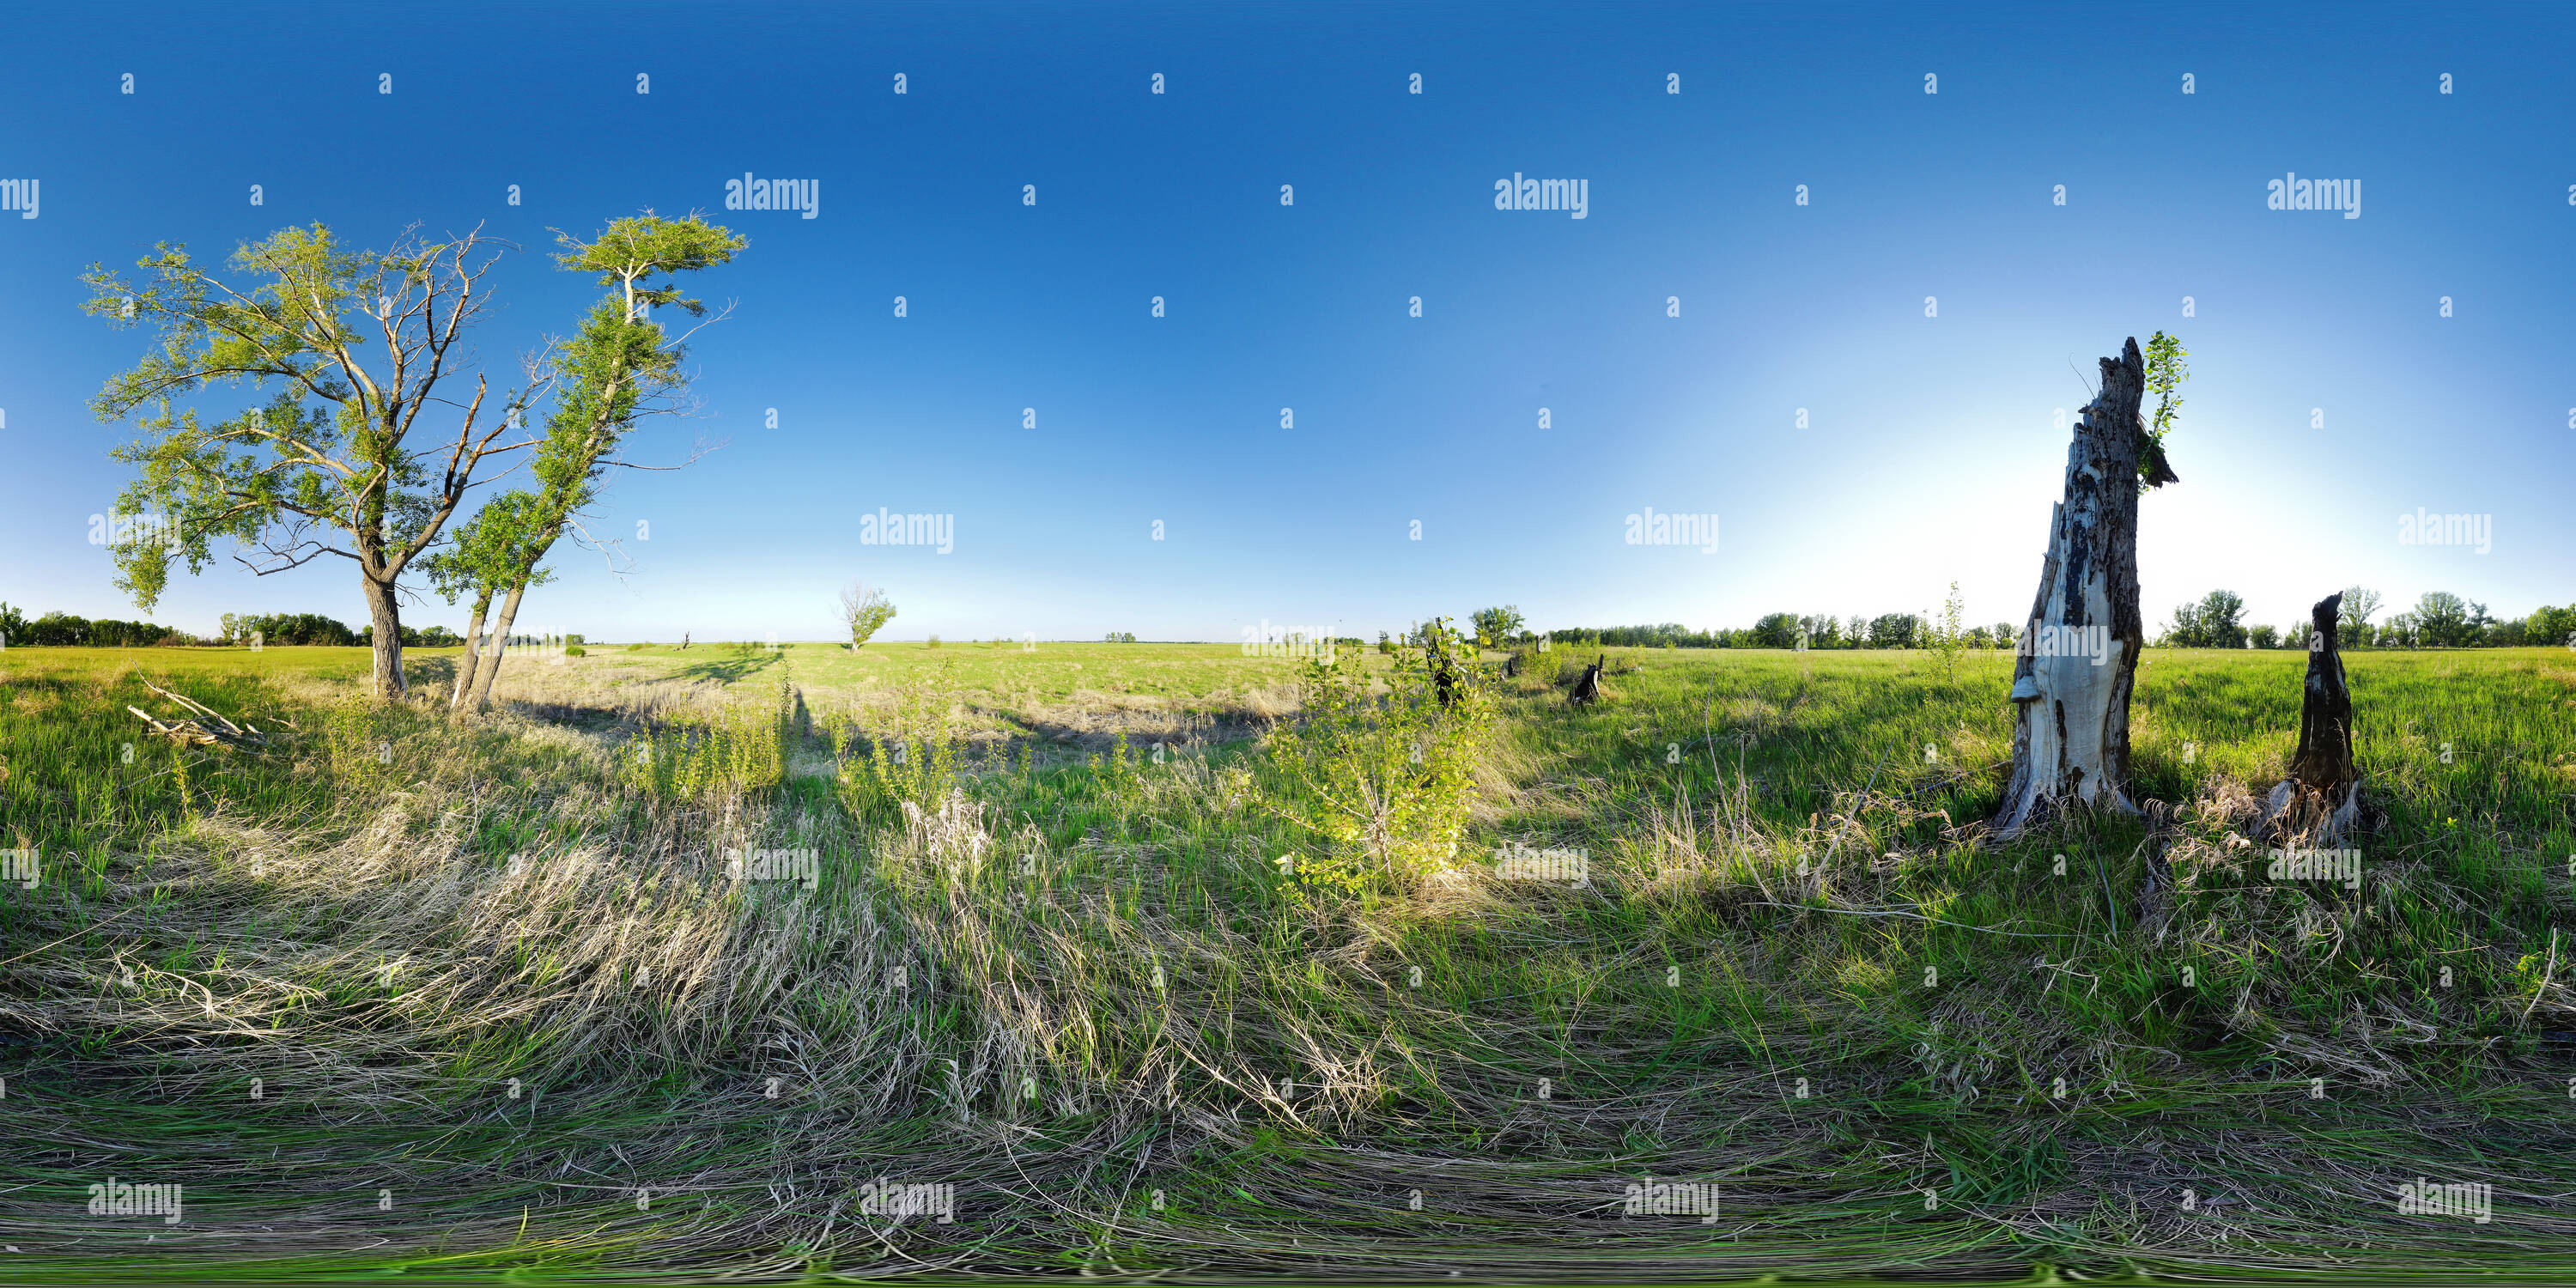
left=2, top=641, right=2571, bottom=1280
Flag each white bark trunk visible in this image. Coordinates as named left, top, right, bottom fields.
left=1992, top=337, right=2153, bottom=839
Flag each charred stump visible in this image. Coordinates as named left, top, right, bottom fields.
left=1990, top=337, right=2163, bottom=839
left=2259, top=593, right=2366, bottom=842
left=1569, top=653, right=1605, bottom=707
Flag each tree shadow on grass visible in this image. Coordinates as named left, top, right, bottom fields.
left=671, top=651, right=783, bottom=685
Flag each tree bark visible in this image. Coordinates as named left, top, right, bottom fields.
left=465, top=580, right=527, bottom=714
left=450, top=589, right=494, bottom=709
left=1991, top=337, right=2154, bottom=839
left=361, top=569, right=407, bottom=702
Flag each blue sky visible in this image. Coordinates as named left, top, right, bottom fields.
left=3, top=2, right=2570, bottom=643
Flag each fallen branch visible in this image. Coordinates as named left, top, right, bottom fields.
left=127, top=675, right=270, bottom=751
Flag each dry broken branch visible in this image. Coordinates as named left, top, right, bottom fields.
left=128, top=676, right=271, bottom=751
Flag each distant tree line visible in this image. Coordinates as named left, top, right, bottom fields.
left=0, top=602, right=205, bottom=647
left=1505, top=614, right=2005, bottom=651
left=1461, top=586, right=2573, bottom=656
left=2161, top=586, right=2575, bottom=649
left=0, top=602, right=509, bottom=649
left=225, top=612, right=359, bottom=647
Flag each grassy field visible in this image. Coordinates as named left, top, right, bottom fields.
left=2, top=639, right=2572, bottom=1281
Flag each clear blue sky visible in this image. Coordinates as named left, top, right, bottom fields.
left=3, top=2, right=2570, bottom=643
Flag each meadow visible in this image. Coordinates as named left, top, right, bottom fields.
left=1, top=638, right=2572, bottom=1280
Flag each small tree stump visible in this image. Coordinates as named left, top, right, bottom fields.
left=2260, top=593, right=2365, bottom=842
left=1569, top=653, right=1605, bottom=707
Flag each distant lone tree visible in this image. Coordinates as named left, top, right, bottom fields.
left=839, top=582, right=896, bottom=648
left=1992, top=335, right=2183, bottom=839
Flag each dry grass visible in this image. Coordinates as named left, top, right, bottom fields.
left=3, top=644, right=2572, bottom=1278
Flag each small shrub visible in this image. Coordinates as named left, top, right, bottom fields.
left=563, top=644, right=586, bottom=657
left=833, top=687, right=963, bottom=820
left=625, top=680, right=790, bottom=802
left=1259, top=629, right=1495, bottom=898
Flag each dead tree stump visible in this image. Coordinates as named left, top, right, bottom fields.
left=1569, top=653, right=1605, bottom=707
left=2260, top=593, right=2365, bottom=842
left=1991, top=337, right=2166, bottom=839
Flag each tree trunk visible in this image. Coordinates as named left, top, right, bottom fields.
left=450, top=589, right=493, bottom=709
left=1991, top=337, right=2153, bottom=839
left=2260, top=593, right=2363, bottom=841
left=362, top=570, right=407, bottom=702
left=466, top=580, right=527, bottom=714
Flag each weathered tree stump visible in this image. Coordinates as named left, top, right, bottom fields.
left=1991, top=337, right=2166, bottom=839
left=1569, top=653, right=1605, bottom=707
left=2259, top=593, right=2365, bottom=842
